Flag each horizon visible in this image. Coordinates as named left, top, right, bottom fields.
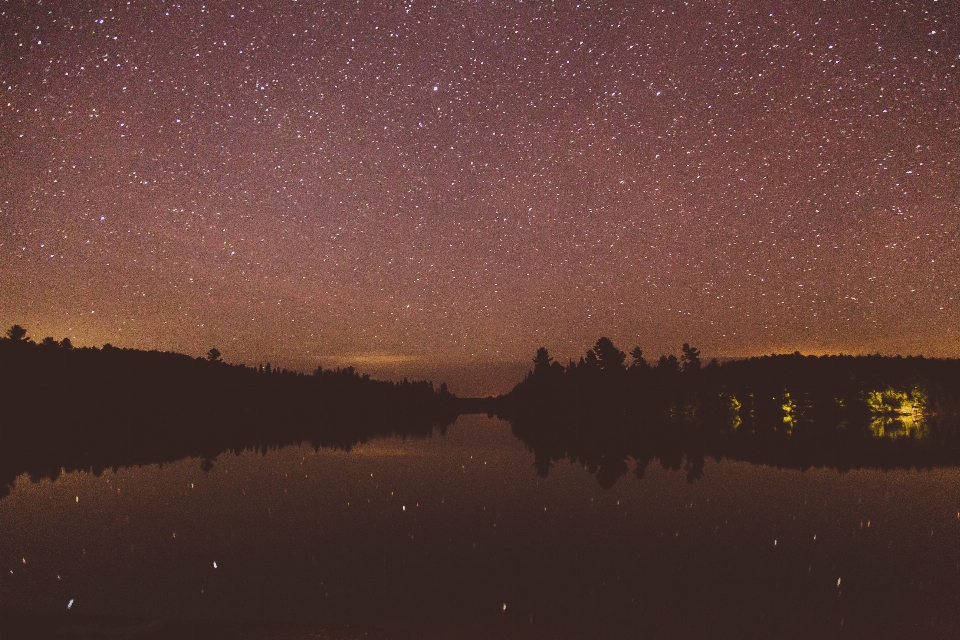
left=5, top=325, right=955, bottom=398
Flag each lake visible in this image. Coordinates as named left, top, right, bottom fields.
left=1, top=414, right=958, bottom=639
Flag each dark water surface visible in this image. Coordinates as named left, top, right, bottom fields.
left=2, top=414, right=958, bottom=639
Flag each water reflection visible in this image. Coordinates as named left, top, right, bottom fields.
left=4, top=386, right=958, bottom=498
left=508, top=407, right=959, bottom=490
left=2, top=415, right=958, bottom=639
left=4, top=337, right=960, bottom=635
left=0, top=414, right=455, bottom=500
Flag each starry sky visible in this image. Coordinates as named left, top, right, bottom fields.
left=2, top=1, right=958, bottom=394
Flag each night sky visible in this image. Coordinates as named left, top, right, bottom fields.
left=2, top=1, right=958, bottom=394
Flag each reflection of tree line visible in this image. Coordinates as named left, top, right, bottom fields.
left=0, top=327, right=458, bottom=497
left=4, top=326, right=959, bottom=495
left=494, top=338, right=960, bottom=488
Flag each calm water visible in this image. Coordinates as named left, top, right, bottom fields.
left=2, top=414, right=958, bottom=638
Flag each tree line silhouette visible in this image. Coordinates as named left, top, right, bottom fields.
left=3, top=326, right=959, bottom=495
left=494, top=337, right=960, bottom=487
left=0, top=326, right=459, bottom=497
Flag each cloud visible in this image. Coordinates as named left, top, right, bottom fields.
left=317, top=354, right=425, bottom=367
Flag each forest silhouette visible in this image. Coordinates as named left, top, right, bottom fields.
left=495, top=338, right=960, bottom=487
left=0, top=326, right=459, bottom=497
left=2, top=327, right=959, bottom=495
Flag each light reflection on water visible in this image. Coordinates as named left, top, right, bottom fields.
left=866, top=387, right=930, bottom=439
left=1, top=414, right=958, bottom=638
